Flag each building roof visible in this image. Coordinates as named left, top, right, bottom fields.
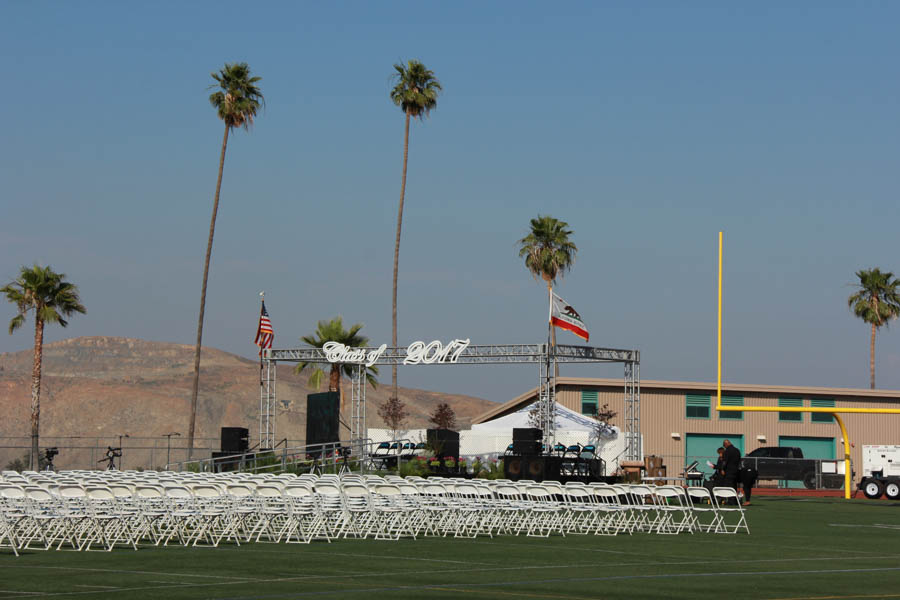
left=472, top=377, right=900, bottom=424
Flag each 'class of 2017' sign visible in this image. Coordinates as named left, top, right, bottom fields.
left=322, top=339, right=471, bottom=368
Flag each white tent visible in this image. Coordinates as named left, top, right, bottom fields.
left=471, top=401, right=612, bottom=434
left=367, top=401, right=629, bottom=472
left=464, top=401, right=624, bottom=467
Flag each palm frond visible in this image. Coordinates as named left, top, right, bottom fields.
left=209, top=62, right=264, bottom=131
left=3, top=264, right=85, bottom=333
left=848, top=268, right=900, bottom=327
left=8, top=314, right=25, bottom=334
left=298, top=316, right=376, bottom=389
left=517, top=215, right=577, bottom=286
left=390, top=59, right=441, bottom=120
left=307, top=368, right=325, bottom=391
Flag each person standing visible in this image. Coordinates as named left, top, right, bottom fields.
left=707, top=447, right=727, bottom=487
left=740, top=464, right=758, bottom=506
left=722, top=439, right=741, bottom=491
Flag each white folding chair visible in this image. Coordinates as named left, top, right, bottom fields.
left=282, top=484, right=326, bottom=543
left=250, top=485, right=287, bottom=543
left=134, top=485, right=167, bottom=545
left=370, top=483, right=416, bottom=540
left=0, top=489, right=24, bottom=555
left=523, top=484, right=565, bottom=537
left=711, top=488, right=749, bottom=534
left=685, top=487, right=722, bottom=533
left=339, top=482, right=373, bottom=539
left=651, top=486, right=692, bottom=534
left=161, top=486, right=197, bottom=546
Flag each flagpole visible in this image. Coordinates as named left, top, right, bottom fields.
left=258, top=291, right=265, bottom=449
left=547, top=283, right=553, bottom=441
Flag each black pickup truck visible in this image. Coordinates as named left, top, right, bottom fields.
left=741, top=446, right=843, bottom=489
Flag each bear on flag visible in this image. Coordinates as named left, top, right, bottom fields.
left=550, top=292, right=589, bottom=342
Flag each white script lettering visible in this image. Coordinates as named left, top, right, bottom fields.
left=403, top=339, right=470, bottom=365
left=322, top=342, right=387, bottom=367
left=321, top=339, right=470, bottom=366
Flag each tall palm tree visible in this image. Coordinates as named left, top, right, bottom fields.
left=2, top=265, right=85, bottom=470
left=848, top=268, right=900, bottom=389
left=389, top=59, right=442, bottom=404
left=517, top=215, right=578, bottom=357
left=188, top=62, right=264, bottom=458
left=295, top=317, right=378, bottom=423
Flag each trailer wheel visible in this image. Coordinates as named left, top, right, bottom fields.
left=885, top=481, right=900, bottom=501
left=802, top=471, right=817, bottom=489
left=863, top=480, right=884, bottom=500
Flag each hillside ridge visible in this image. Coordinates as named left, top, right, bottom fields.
left=0, top=336, right=496, bottom=452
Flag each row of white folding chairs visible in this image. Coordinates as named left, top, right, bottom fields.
left=0, top=477, right=747, bottom=555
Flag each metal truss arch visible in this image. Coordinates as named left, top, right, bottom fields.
left=260, top=342, right=641, bottom=461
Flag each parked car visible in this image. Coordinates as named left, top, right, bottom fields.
left=741, top=446, right=844, bottom=489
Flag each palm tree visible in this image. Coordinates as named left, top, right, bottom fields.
left=188, top=63, right=264, bottom=458
left=2, top=265, right=85, bottom=470
left=517, top=215, right=578, bottom=358
left=295, top=317, right=378, bottom=422
left=848, top=268, right=900, bottom=389
left=389, top=59, right=442, bottom=405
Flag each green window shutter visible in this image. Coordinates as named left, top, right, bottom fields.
left=778, top=397, right=803, bottom=422
left=581, top=390, right=598, bottom=416
left=811, top=398, right=835, bottom=423
left=718, top=395, right=744, bottom=420
left=686, top=394, right=711, bottom=419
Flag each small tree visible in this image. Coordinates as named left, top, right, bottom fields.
left=428, top=402, right=457, bottom=430
left=377, top=397, right=410, bottom=440
left=593, top=403, right=618, bottom=439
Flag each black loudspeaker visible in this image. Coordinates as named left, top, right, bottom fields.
left=306, top=392, right=340, bottom=447
left=513, top=428, right=542, bottom=442
left=503, top=455, right=563, bottom=482
left=504, top=455, right=525, bottom=479
left=220, top=427, right=249, bottom=453
left=426, top=428, right=460, bottom=460
left=512, top=427, right=542, bottom=455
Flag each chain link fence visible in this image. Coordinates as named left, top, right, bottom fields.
left=645, top=453, right=851, bottom=490
left=1, top=436, right=225, bottom=471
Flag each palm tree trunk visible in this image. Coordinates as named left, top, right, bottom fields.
left=870, top=322, right=876, bottom=389
left=188, top=124, right=230, bottom=459
left=329, top=364, right=341, bottom=393
left=391, top=110, right=411, bottom=402
left=30, top=317, right=44, bottom=471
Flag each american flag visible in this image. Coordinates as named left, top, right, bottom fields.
left=254, top=301, right=274, bottom=356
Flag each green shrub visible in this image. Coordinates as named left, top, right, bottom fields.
left=478, top=458, right=504, bottom=480
left=399, top=457, right=430, bottom=477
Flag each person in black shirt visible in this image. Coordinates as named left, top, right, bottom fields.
left=722, top=439, right=741, bottom=491
left=709, top=447, right=727, bottom=486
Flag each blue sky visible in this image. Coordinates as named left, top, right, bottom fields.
left=2, top=2, right=899, bottom=401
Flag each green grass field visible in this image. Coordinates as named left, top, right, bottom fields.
left=1, top=498, right=899, bottom=600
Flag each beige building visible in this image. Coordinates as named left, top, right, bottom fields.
left=473, top=378, right=900, bottom=481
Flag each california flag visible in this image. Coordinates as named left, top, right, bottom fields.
left=550, top=292, right=590, bottom=341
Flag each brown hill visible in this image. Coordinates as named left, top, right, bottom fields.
left=0, top=336, right=495, bottom=469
